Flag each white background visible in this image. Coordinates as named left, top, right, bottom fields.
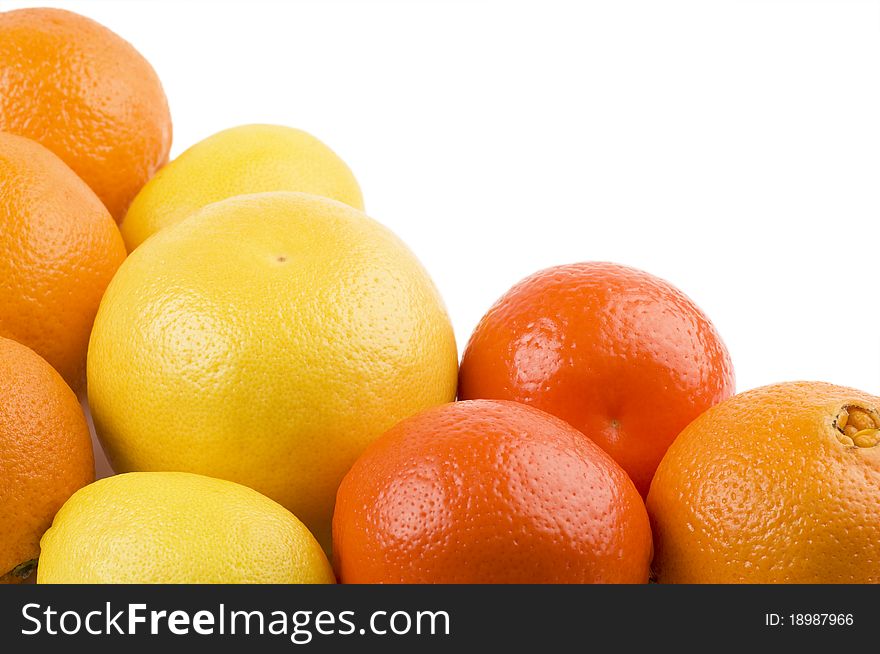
left=5, top=0, right=879, bottom=397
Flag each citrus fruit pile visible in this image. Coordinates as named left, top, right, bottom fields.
left=1, top=8, right=877, bottom=585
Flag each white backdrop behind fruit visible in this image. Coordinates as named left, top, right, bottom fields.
left=3, top=0, right=878, bottom=467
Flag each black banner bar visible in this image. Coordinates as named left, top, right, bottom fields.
left=0, top=585, right=874, bottom=651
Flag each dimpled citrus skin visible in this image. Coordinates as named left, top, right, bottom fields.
left=333, top=400, right=652, bottom=583
left=121, top=124, right=363, bottom=251
left=0, top=8, right=172, bottom=220
left=37, top=472, right=335, bottom=584
left=0, top=337, right=93, bottom=584
left=459, top=262, right=735, bottom=497
left=88, top=192, right=458, bottom=550
left=647, top=382, right=880, bottom=584
left=0, top=132, right=126, bottom=390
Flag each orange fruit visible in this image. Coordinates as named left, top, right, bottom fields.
left=0, top=132, right=126, bottom=390
left=647, top=381, right=880, bottom=584
left=333, top=399, right=652, bottom=583
left=0, top=7, right=172, bottom=220
left=459, top=262, right=735, bottom=496
left=0, top=336, right=94, bottom=584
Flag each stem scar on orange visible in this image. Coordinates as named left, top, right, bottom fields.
left=647, top=381, right=880, bottom=583
left=459, top=262, right=735, bottom=496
